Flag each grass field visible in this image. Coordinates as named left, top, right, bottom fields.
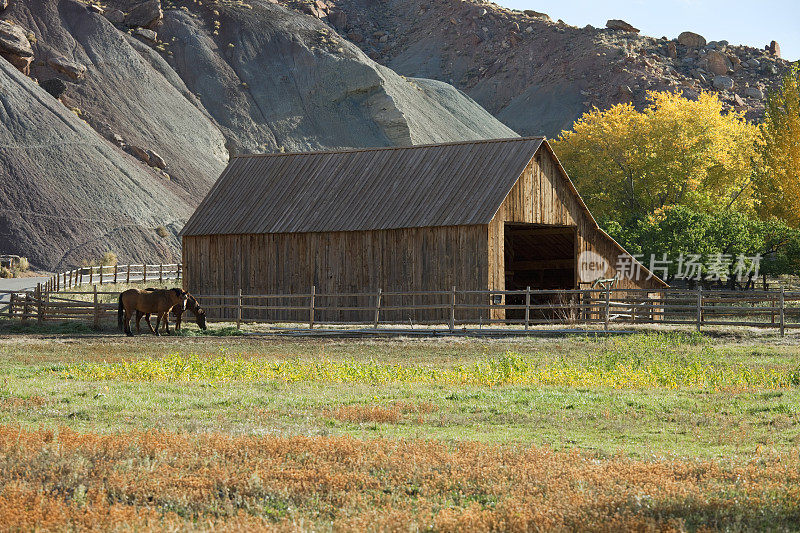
left=1, top=326, right=799, bottom=530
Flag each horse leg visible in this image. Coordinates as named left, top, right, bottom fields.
left=163, top=311, right=171, bottom=335
left=144, top=313, right=156, bottom=335
left=135, top=311, right=144, bottom=335
left=153, top=313, right=161, bottom=336
left=124, top=309, right=133, bottom=337
left=175, top=309, right=182, bottom=331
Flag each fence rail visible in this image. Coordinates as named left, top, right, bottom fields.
left=40, top=263, right=182, bottom=293
left=2, top=285, right=800, bottom=335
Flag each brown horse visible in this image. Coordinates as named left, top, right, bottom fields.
left=136, top=289, right=207, bottom=333
left=118, top=288, right=188, bottom=336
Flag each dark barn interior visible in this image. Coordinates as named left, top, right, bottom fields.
left=504, top=224, right=577, bottom=320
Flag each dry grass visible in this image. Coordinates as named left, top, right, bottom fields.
left=1, top=426, right=799, bottom=531
left=327, top=401, right=438, bottom=424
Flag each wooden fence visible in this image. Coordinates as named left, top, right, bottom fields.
left=40, top=263, right=182, bottom=292
left=2, top=286, right=799, bottom=335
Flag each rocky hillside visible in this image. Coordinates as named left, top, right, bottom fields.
left=313, top=0, right=793, bottom=137
left=0, top=0, right=514, bottom=269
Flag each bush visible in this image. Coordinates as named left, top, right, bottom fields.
left=17, top=257, right=29, bottom=272
left=155, top=226, right=169, bottom=238
left=100, top=251, right=118, bottom=266
left=0, top=267, right=10, bottom=278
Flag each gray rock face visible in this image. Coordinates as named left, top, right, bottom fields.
left=2, top=0, right=515, bottom=268
left=0, top=20, right=33, bottom=74
left=159, top=3, right=514, bottom=153
left=678, top=31, right=706, bottom=48
left=712, top=75, right=734, bottom=91
left=0, top=60, right=189, bottom=269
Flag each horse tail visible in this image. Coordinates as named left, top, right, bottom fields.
left=118, top=293, right=124, bottom=331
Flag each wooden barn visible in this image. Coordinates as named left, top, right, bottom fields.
left=181, top=137, right=666, bottom=322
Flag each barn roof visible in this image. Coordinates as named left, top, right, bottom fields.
left=181, top=137, right=546, bottom=236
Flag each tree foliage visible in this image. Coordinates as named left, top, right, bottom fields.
left=606, top=206, right=800, bottom=284
left=755, top=64, right=800, bottom=226
left=553, top=91, right=761, bottom=225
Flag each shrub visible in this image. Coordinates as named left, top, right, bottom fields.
left=17, top=257, right=29, bottom=272
left=155, top=226, right=169, bottom=238
left=100, top=251, right=118, bottom=266
left=0, top=267, right=10, bottom=278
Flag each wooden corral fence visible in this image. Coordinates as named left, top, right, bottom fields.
left=40, top=263, right=182, bottom=292
left=2, top=286, right=799, bottom=336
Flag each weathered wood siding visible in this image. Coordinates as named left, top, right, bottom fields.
left=183, top=225, right=489, bottom=322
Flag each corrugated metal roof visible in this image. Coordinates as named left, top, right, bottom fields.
left=181, top=137, right=545, bottom=236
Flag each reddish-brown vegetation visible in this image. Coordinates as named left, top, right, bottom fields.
left=1, top=426, right=799, bottom=531
left=327, top=401, right=439, bottom=424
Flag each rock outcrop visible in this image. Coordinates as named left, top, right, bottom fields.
left=0, top=20, right=33, bottom=74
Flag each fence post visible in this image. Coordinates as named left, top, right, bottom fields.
left=604, top=287, right=610, bottom=332
left=159, top=263, right=163, bottom=283
left=99, top=265, right=104, bottom=285
left=780, top=287, right=785, bottom=337
left=142, top=264, right=147, bottom=283
left=93, top=284, right=100, bottom=329
left=89, top=266, right=93, bottom=285
left=236, top=288, right=242, bottom=329
left=22, top=294, right=30, bottom=324
left=525, top=286, right=530, bottom=331
left=126, top=264, right=131, bottom=284
left=696, top=286, right=702, bottom=332
left=449, top=286, right=456, bottom=332
left=309, top=285, right=315, bottom=329
left=177, top=263, right=182, bottom=281
left=114, top=265, right=118, bottom=284
left=373, top=288, right=382, bottom=330
left=35, top=283, right=43, bottom=325
left=8, top=293, right=15, bottom=318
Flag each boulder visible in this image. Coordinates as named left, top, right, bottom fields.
left=767, top=40, right=781, bottom=58
left=712, top=75, right=734, bottom=91
left=705, top=50, right=731, bottom=76
left=39, top=78, right=67, bottom=99
left=733, top=94, right=745, bottom=106
left=0, top=21, right=33, bottom=75
left=327, top=9, right=346, bottom=29
left=104, top=9, right=124, bottom=24
left=678, top=31, right=706, bottom=48
left=666, top=41, right=677, bottom=59
left=606, top=19, right=639, bottom=33
left=133, top=27, right=157, bottom=43
left=47, top=56, right=87, bottom=80
left=125, top=0, right=162, bottom=29
left=128, top=144, right=151, bottom=164
left=146, top=149, right=166, bottom=170
left=745, top=86, right=764, bottom=99
left=346, top=31, right=363, bottom=43
left=87, top=3, right=103, bottom=14
left=746, top=58, right=760, bottom=68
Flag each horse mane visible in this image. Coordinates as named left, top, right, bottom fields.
left=171, top=288, right=183, bottom=298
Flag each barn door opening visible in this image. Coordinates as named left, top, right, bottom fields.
left=504, top=224, right=577, bottom=321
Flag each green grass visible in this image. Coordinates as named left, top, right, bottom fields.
left=1, top=332, right=799, bottom=458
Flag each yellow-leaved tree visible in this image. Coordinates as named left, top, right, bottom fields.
left=755, top=64, right=800, bottom=226
left=553, top=91, right=761, bottom=224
